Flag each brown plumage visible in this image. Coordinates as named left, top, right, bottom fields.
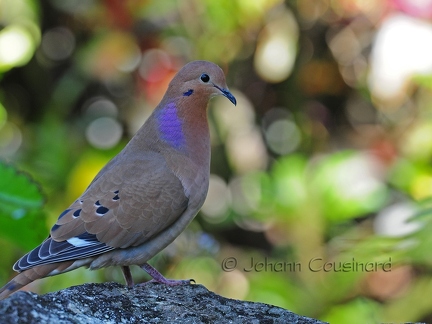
left=0, top=60, right=236, bottom=300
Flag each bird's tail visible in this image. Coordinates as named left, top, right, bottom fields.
left=0, top=262, right=73, bottom=300
left=0, top=276, right=28, bottom=300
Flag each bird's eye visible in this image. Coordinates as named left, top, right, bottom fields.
left=200, top=73, right=210, bottom=83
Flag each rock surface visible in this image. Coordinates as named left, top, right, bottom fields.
left=0, top=282, right=326, bottom=323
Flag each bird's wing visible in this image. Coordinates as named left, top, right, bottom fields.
left=14, top=154, right=189, bottom=271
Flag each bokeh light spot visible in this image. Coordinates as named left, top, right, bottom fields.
left=86, top=117, right=123, bottom=149
left=265, top=119, right=301, bottom=155
left=201, top=175, right=231, bottom=222
left=401, top=121, right=432, bottom=162
left=230, top=175, right=261, bottom=217
left=41, top=27, right=75, bottom=61
left=212, top=90, right=255, bottom=139
left=0, top=122, right=22, bottom=157
left=411, top=174, right=432, bottom=200
left=139, top=49, right=172, bottom=82
left=0, top=25, right=35, bottom=70
left=333, top=154, right=384, bottom=201
left=218, top=269, right=249, bottom=300
left=226, top=127, right=268, bottom=174
left=374, top=203, right=420, bottom=237
left=369, top=14, right=432, bottom=100
left=254, top=7, right=298, bottom=83
left=84, top=97, right=118, bottom=118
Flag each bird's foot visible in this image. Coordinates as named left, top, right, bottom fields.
left=139, top=263, right=195, bottom=286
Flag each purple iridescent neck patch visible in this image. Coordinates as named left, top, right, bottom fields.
left=156, top=102, right=185, bottom=149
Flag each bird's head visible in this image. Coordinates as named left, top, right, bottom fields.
left=167, top=60, right=236, bottom=106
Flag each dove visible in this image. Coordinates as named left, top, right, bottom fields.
left=0, top=60, right=236, bottom=299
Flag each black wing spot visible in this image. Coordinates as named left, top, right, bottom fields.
left=51, top=224, right=61, bottom=231
left=73, top=209, right=82, bottom=218
left=58, top=209, right=71, bottom=220
left=95, top=200, right=101, bottom=206
left=114, top=190, right=119, bottom=194
left=113, top=194, right=120, bottom=201
left=96, top=206, right=109, bottom=216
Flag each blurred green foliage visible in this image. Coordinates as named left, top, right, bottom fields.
left=2, top=0, right=432, bottom=323
left=0, top=162, right=46, bottom=250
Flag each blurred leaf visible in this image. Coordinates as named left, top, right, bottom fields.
left=247, top=271, right=304, bottom=312
left=381, top=276, right=432, bottom=322
left=0, top=162, right=47, bottom=250
left=28, top=118, right=79, bottom=190
left=0, top=162, right=44, bottom=211
left=401, top=199, right=432, bottom=264
left=271, top=154, right=308, bottom=215
left=322, top=298, right=381, bottom=324
left=388, top=158, right=426, bottom=196
left=413, top=74, right=432, bottom=89
left=409, top=197, right=432, bottom=222
left=240, top=171, right=274, bottom=220
left=311, top=151, right=388, bottom=222
left=400, top=121, right=432, bottom=163
left=0, top=209, right=47, bottom=251
left=406, top=233, right=432, bottom=266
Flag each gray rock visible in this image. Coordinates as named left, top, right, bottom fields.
left=0, top=282, right=326, bottom=323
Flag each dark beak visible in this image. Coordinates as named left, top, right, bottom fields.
left=222, top=89, right=237, bottom=106
left=214, top=85, right=237, bottom=105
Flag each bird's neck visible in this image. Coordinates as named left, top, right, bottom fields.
left=155, top=102, right=186, bottom=150
left=150, top=97, right=211, bottom=166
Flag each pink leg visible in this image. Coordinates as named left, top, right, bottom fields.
left=140, top=263, right=195, bottom=286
